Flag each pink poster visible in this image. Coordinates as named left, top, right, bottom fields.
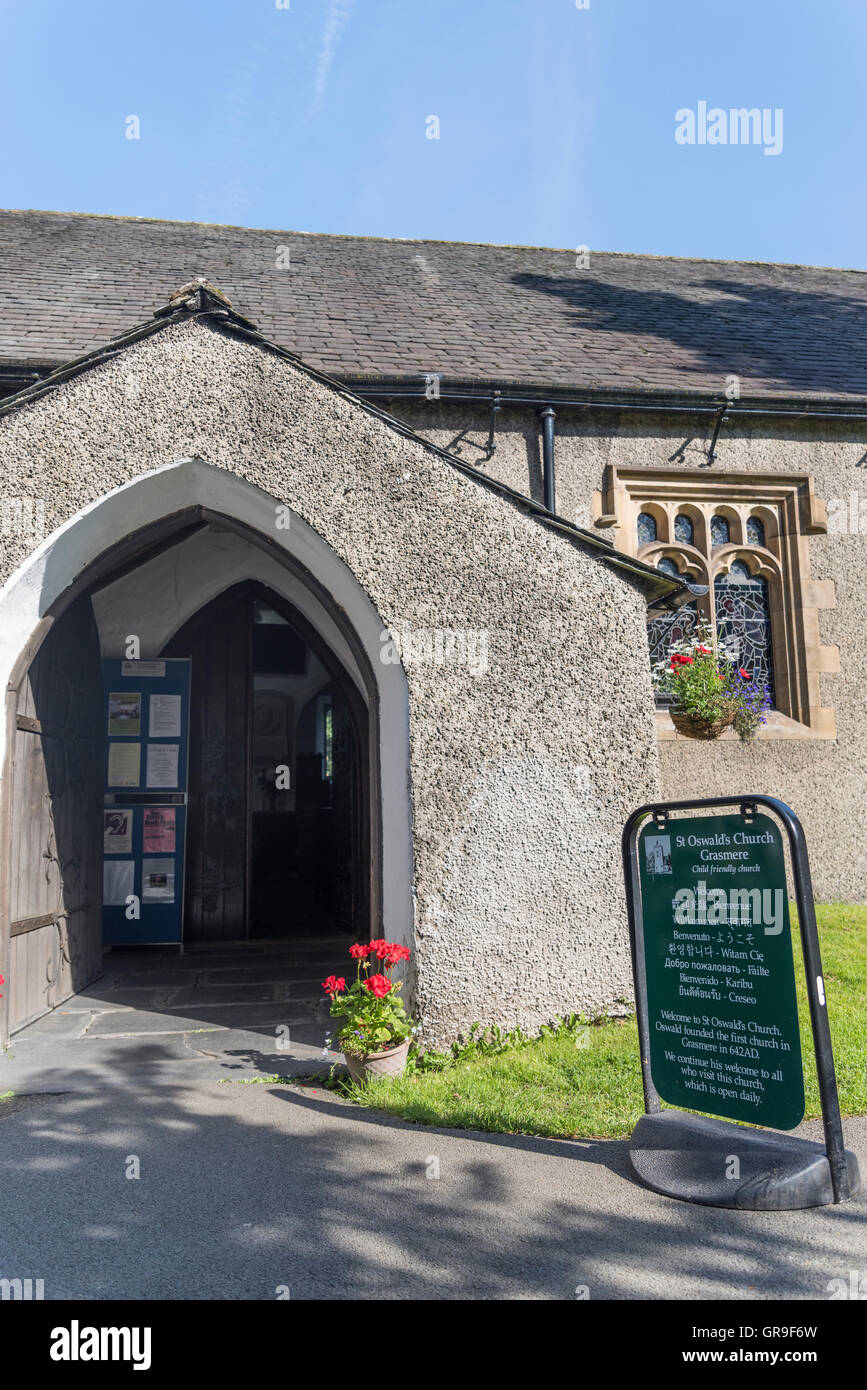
left=143, top=807, right=176, bottom=854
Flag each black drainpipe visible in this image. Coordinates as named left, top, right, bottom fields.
left=540, top=406, right=556, bottom=512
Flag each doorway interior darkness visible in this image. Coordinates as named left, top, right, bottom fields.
left=162, top=581, right=368, bottom=944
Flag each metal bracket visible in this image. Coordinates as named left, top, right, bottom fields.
left=484, top=390, right=501, bottom=460
left=706, top=401, right=730, bottom=465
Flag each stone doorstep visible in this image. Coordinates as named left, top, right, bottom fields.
left=0, top=1031, right=338, bottom=1095
left=64, top=976, right=336, bottom=1007
left=7, top=1015, right=328, bottom=1051
left=78, top=1003, right=323, bottom=1037
left=102, top=950, right=352, bottom=973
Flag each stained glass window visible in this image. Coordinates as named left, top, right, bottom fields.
left=647, top=604, right=698, bottom=705
left=746, top=516, right=766, bottom=547
left=637, top=512, right=657, bottom=545
left=715, top=568, right=775, bottom=703
left=674, top=513, right=694, bottom=545
left=710, top=514, right=730, bottom=546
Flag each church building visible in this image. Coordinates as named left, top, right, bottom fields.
left=0, top=209, right=863, bottom=1046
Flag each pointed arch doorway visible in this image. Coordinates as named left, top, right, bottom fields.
left=162, top=580, right=369, bottom=943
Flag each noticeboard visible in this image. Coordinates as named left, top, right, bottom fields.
left=637, top=811, right=804, bottom=1130
left=102, top=658, right=191, bottom=945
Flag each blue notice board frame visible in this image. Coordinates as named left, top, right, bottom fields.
left=102, top=659, right=191, bottom=945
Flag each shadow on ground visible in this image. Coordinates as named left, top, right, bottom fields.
left=1, top=1065, right=864, bottom=1301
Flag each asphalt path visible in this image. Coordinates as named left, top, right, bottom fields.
left=1, top=1082, right=864, bottom=1300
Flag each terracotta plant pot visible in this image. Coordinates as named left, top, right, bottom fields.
left=670, top=706, right=736, bottom=740
left=343, top=1038, right=410, bottom=1084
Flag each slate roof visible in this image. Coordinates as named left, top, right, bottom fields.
left=0, top=277, right=684, bottom=605
left=3, top=209, right=867, bottom=403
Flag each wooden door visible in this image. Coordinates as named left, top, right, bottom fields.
left=163, top=581, right=369, bottom=944
left=4, top=595, right=104, bottom=1036
left=164, top=590, right=250, bottom=942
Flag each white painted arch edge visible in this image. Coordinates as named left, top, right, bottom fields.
left=0, top=456, right=415, bottom=946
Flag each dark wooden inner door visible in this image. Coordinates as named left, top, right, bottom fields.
left=163, top=582, right=366, bottom=944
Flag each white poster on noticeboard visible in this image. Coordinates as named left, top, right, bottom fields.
left=103, top=859, right=134, bottom=906
left=148, top=693, right=182, bottom=738
left=142, top=859, right=175, bottom=903
left=146, top=743, right=179, bottom=789
left=107, top=742, right=141, bottom=787
left=103, top=809, right=133, bottom=855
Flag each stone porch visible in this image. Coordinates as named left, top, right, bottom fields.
left=0, top=939, right=349, bottom=1094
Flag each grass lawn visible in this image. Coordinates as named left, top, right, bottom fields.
left=348, top=903, right=867, bottom=1140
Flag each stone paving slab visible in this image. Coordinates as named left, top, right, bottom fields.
left=0, top=1024, right=335, bottom=1094
left=82, top=1003, right=314, bottom=1035
left=160, top=983, right=288, bottom=1006
left=1, top=942, right=348, bottom=1095
left=9, top=1008, right=99, bottom=1038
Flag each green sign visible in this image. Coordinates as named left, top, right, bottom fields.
left=638, top=812, right=804, bottom=1130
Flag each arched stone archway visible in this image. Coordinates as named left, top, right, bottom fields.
left=0, top=458, right=414, bottom=1040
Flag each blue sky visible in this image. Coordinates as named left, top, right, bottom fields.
left=1, top=0, right=865, bottom=266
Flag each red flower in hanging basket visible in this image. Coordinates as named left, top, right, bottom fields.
left=321, top=975, right=346, bottom=996
left=739, top=668, right=751, bottom=680
left=349, top=943, right=370, bottom=959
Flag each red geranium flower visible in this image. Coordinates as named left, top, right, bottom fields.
left=349, top=943, right=369, bottom=959
left=321, top=975, right=346, bottom=996
left=382, top=945, right=411, bottom=967
left=364, top=973, right=393, bottom=999
left=739, top=668, right=751, bottom=680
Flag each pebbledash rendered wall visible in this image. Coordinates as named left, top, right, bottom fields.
left=403, top=400, right=867, bottom=905
left=0, top=317, right=662, bottom=1045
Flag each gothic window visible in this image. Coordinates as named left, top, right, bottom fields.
left=648, top=528, right=774, bottom=709
left=715, top=566, right=775, bottom=703
left=655, top=556, right=680, bottom=576
left=647, top=602, right=698, bottom=705
left=746, top=516, right=766, bottom=547
left=600, top=465, right=836, bottom=733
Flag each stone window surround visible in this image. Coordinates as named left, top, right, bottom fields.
left=595, top=466, right=837, bottom=740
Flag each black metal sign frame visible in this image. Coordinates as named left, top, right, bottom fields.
left=622, top=794, right=851, bottom=1203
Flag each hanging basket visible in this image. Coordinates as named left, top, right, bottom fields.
left=670, top=706, right=736, bottom=740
